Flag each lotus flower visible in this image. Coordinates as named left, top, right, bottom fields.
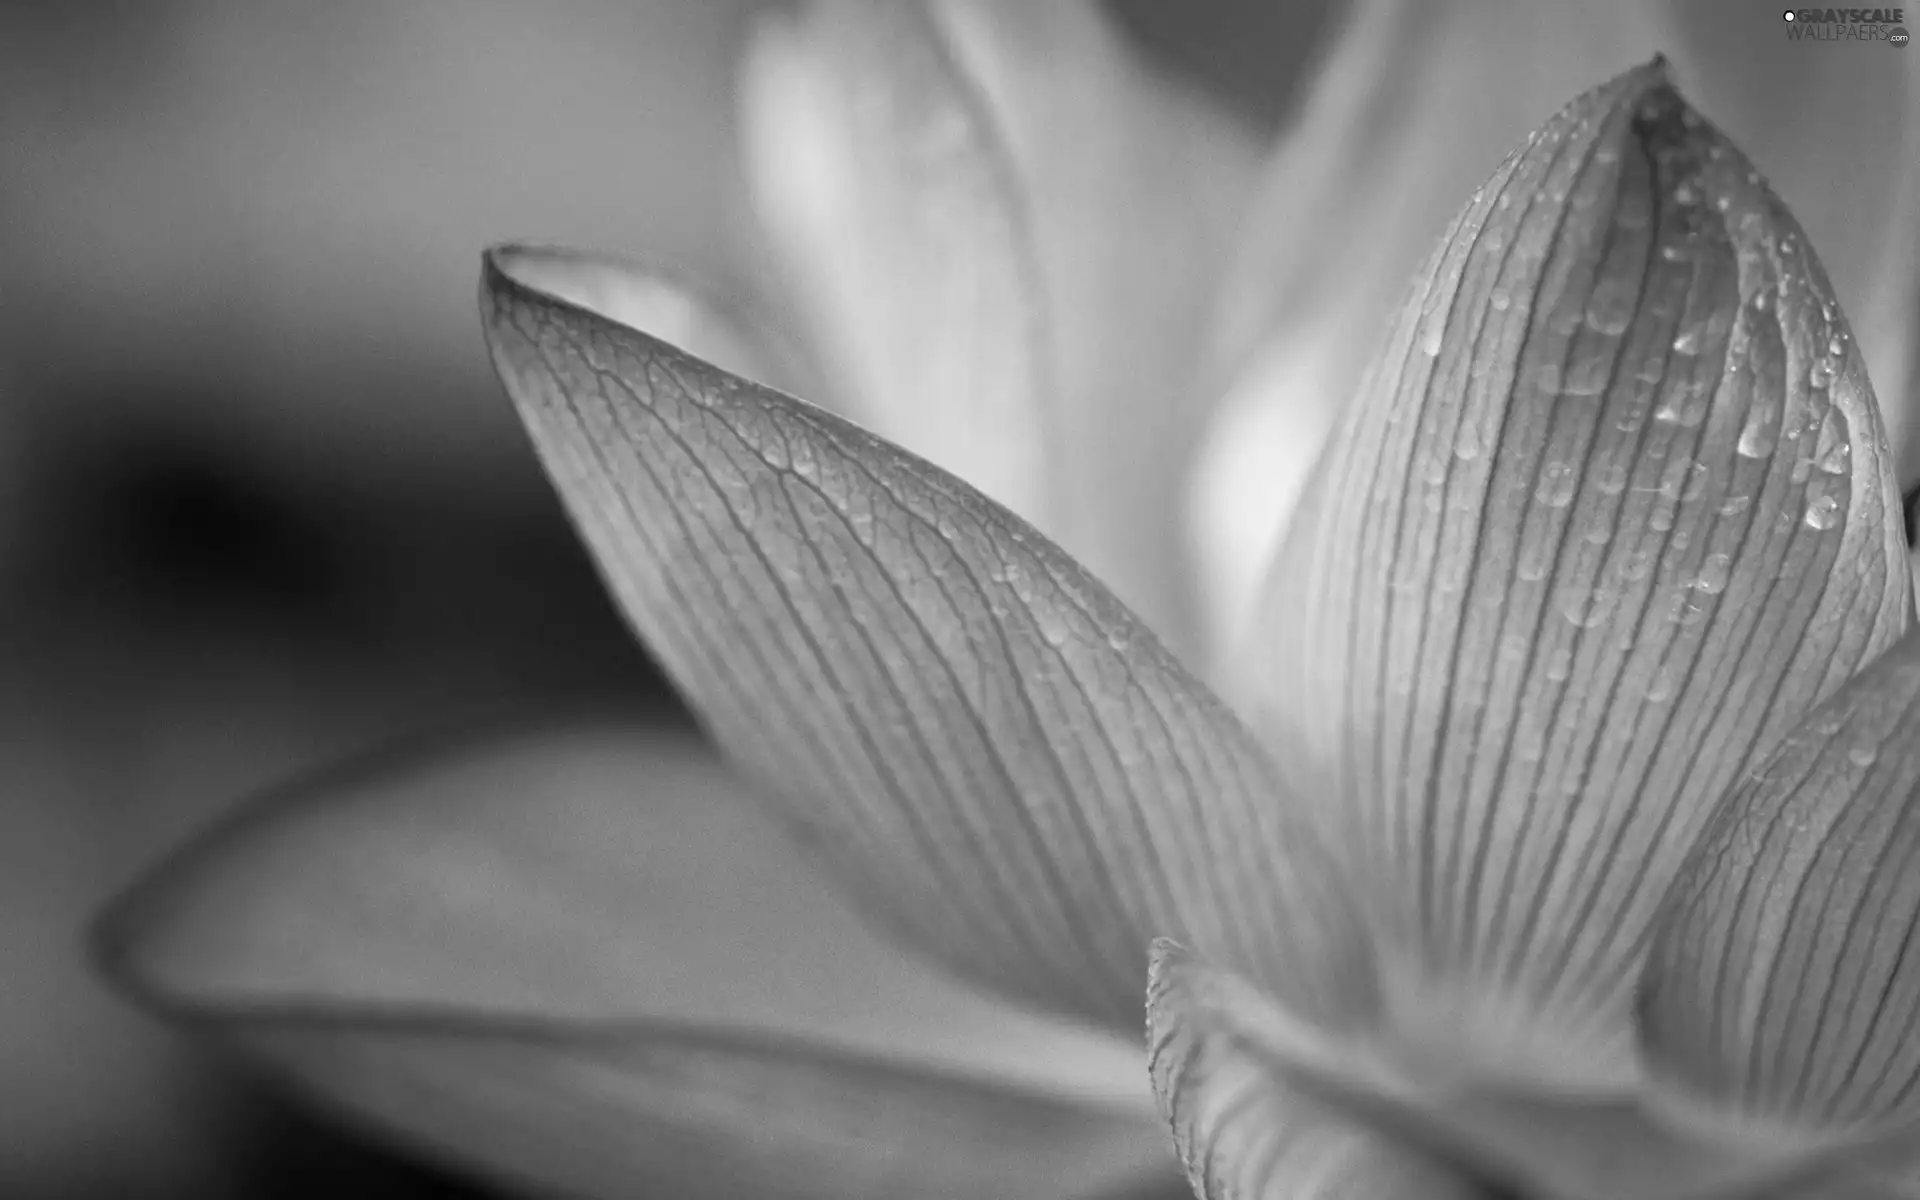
left=95, top=4, right=1920, bottom=1200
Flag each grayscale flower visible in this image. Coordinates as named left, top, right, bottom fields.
left=94, top=4, right=1920, bottom=1199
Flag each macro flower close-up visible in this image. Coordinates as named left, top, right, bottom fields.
left=78, top=2, right=1920, bottom=1199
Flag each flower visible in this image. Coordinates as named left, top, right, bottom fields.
left=93, top=5, right=1920, bottom=1200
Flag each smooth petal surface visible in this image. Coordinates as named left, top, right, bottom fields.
left=1252, top=62, right=1912, bottom=1092
left=207, top=1016, right=1168, bottom=1200
left=1146, top=942, right=1489, bottom=1200
left=480, top=248, right=1375, bottom=1033
left=929, top=0, right=1263, bottom=654
left=101, top=720, right=1147, bottom=1103
left=1642, top=627, right=1920, bottom=1146
left=739, top=1, right=1056, bottom=541
left=1189, top=0, right=1668, bottom=683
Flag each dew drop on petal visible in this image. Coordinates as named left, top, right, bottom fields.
left=1848, top=736, right=1880, bottom=769
left=1537, top=462, right=1577, bottom=508
left=1804, top=492, right=1842, bottom=531
left=1736, top=407, right=1778, bottom=459
left=1645, top=668, right=1675, bottom=703
left=1694, top=553, right=1730, bottom=595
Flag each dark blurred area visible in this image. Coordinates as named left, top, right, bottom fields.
left=0, top=3, right=1326, bottom=1197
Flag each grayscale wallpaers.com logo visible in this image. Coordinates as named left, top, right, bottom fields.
left=1783, top=7, right=1910, bottom=43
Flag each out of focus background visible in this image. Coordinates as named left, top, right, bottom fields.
left=0, top=4, right=1326, bottom=1197
left=1, top=3, right=1911, bottom=1198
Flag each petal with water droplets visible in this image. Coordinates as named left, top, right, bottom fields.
left=1189, top=0, right=1670, bottom=685
left=1657, top=0, right=1920, bottom=487
left=1642, top=626, right=1920, bottom=1147
left=1250, top=61, right=1912, bottom=1092
left=479, top=247, right=1374, bottom=1033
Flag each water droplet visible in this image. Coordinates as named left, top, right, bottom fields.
left=1809, top=358, right=1835, bottom=389
left=1620, top=549, right=1654, bottom=582
left=1674, top=183, right=1698, bottom=205
left=1105, top=629, right=1131, bottom=653
left=1719, top=495, right=1752, bottom=517
left=1736, top=407, right=1778, bottom=458
left=1455, top=426, right=1483, bottom=461
left=1545, top=649, right=1574, bottom=681
left=1536, top=462, right=1577, bottom=508
left=1420, top=311, right=1446, bottom=356
left=1813, top=409, right=1851, bottom=475
left=1803, top=493, right=1842, bottom=530
left=1490, top=290, right=1512, bottom=312
left=1694, top=553, right=1731, bottom=595
left=1559, top=586, right=1613, bottom=628
left=1585, top=522, right=1614, bottom=546
left=1650, top=506, right=1676, bottom=533
left=1672, top=327, right=1700, bottom=354
left=1596, top=463, right=1629, bottom=496
left=1751, top=288, right=1774, bottom=313
left=1828, top=334, right=1846, bottom=357
left=1586, top=283, right=1637, bottom=336
left=1680, top=462, right=1709, bottom=502
left=1645, top=669, right=1676, bottom=703
left=1660, top=244, right=1690, bottom=263
left=1655, top=382, right=1709, bottom=427
left=1848, top=738, right=1879, bottom=768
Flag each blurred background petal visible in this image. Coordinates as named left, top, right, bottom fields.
left=930, top=0, right=1266, bottom=656
left=105, top=720, right=1148, bottom=1105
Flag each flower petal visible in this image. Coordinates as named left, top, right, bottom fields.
left=1146, top=942, right=1490, bottom=1200
left=1641, top=626, right=1920, bottom=1146
left=1250, top=62, right=1912, bottom=1091
left=491, top=248, right=814, bottom=397
left=479, top=248, right=1375, bottom=1033
left=100, top=719, right=1147, bottom=1102
left=211, top=1015, right=1171, bottom=1200
left=1658, top=1, right=1920, bottom=483
left=738, top=1, right=1056, bottom=543
left=1189, top=0, right=1669, bottom=683
left=928, top=0, right=1263, bottom=654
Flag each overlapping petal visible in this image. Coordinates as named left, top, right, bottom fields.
left=1250, top=60, right=1912, bottom=1092
left=1146, top=942, right=1488, bottom=1200
left=1189, top=0, right=1668, bottom=682
left=742, top=0, right=1262, bottom=653
left=739, top=0, right=1057, bottom=545
left=479, top=247, right=1375, bottom=1033
left=1642, top=626, right=1920, bottom=1147
left=99, top=720, right=1178, bottom=1200
left=928, top=0, right=1263, bottom=654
